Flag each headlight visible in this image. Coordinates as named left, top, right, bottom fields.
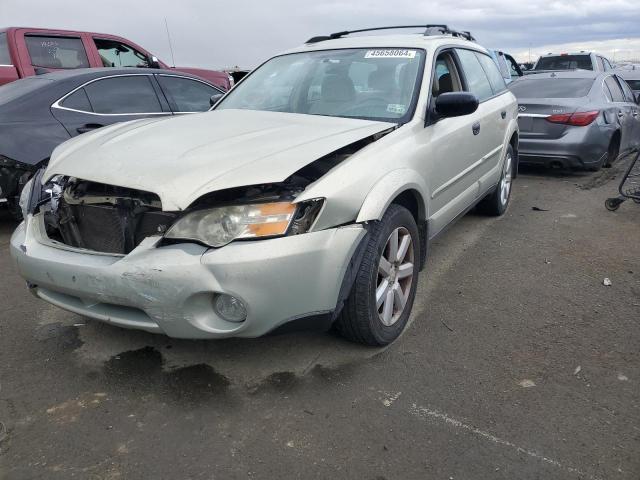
left=165, top=202, right=297, bottom=247
left=18, top=177, right=34, bottom=219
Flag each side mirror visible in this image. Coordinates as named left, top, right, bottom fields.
left=209, top=93, right=224, bottom=107
left=148, top=56, right=160, bottom=69
left=435, top=92, right=479, bottom=118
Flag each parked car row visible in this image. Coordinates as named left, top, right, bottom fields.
left=8, top=25, right=519, bottom=346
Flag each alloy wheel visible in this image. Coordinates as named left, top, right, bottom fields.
left=376, top=227, right=414, bottom=326
left=500, top=153, right=513, bottom=206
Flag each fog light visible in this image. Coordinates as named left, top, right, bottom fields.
left=213, top=294, right=247, bottom=322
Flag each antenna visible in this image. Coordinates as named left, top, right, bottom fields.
left=164, top=17, right=176, bottom=67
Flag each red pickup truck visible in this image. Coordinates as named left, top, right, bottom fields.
left=0, top=27, right=231, bottom=90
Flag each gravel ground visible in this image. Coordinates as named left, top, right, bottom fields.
left=0, top=158, right=638, bottom=480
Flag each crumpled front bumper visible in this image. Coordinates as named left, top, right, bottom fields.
left=10, top=213, right=366, bottom=338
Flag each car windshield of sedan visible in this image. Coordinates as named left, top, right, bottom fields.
left=215, top=48, right=425, bottom=122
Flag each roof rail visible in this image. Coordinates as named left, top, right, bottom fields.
left=305, top=25, right=475, bottom=44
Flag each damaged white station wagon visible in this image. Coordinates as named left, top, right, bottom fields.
left=11, top=26, right=518, bottom=345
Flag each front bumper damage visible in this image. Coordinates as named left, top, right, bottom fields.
left=10, top=213, right=366, bottom=338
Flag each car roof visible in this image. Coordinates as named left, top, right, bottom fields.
left=284, top=34, right=486, bottom=55
left=539, top=52, right=594, bottom=57
left=29, top=67, right=212, bottom=83
left=519, top=71, right=603, bottom=80
left=616, top=69, right=640, bottom=80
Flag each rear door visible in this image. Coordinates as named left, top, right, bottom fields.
left=51, top=74, right=171, bottom=137
left=604, top=75, right=634, bottom=154
left=456, top=49, right=509, bottom=183
left=616, top=75, right=640, bottom=151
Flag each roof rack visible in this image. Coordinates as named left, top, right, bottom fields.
left=305, top=25, right=475, bottom=44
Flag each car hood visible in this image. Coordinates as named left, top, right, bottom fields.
left=45, top=109, right=394, bottom=211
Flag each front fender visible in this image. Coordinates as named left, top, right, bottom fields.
left=356, top=169, right=429, bottom=222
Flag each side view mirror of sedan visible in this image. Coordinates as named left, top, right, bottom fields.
left=435, top=92, right=479, bottom=118
left=209, top=93, right=224, bottom=107
left=148, top=56, right=160, bottom=69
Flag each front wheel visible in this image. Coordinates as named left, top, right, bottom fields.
left=477, top=144, right=514, bottom=216
left=336, top=204, right=420, bottom=346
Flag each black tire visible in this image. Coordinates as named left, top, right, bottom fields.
left=605, top=198, right=623, bottom=211
left=477, top=144, right=514, bottom=216
left=336, top=204, right=420, bottom=346
left=603, top=135, right=620, bottom=168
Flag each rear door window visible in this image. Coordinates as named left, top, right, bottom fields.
left=94, top=38, right=150, bottom=68
left=455, top=49, right=494, bottom=101
left=508, top=78, right=594, bottom=98
left=0, top=32, right=11, bottom=65
left=84, top=76, right=162, bottom=114
left=157, top=75, right=220, bottom=112
left=24, top=35, right=89, bottom=69
left=476, top=52, right=507, bottom=94
left=626, top=79, right=640, bottom=91
left=604, top=76, right=625, bottom=102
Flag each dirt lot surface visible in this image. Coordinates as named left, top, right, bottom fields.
left=1, top=159, right=639, bottom=479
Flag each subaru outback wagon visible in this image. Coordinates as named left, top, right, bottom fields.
left=12, top=25, right=519, bottom=345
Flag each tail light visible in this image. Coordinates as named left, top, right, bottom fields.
left=546, top=110, right=599, bottom=126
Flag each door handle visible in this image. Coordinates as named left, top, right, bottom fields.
left=76, top=123, right=104, bottom=134
left=472, top=122, right=481, bottom=135
left=633, top=111, right=639, bottom=117
left=500, top=111, right=506, bottom=119
left=617, top=111, right=625, bottom=118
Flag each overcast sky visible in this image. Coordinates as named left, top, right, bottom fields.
left=2, top=0, right=639, bottom=68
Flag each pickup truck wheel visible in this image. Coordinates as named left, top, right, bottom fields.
left=477, top=144, right=514, bottom=216
left=336, top=204, right=419, bottom=346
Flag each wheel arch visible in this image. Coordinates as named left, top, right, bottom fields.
left=356, top=170, right=429, bottom=270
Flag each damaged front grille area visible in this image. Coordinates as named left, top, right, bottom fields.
left=43, top=179, right=177, bottom=255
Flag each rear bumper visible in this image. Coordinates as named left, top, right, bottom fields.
left=10, top=213, right=366, bottom=338
left=518, top=123, right=610, bottom=169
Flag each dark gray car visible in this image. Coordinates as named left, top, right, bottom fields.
left=509, top=71, right=640, bottom=170
left=0, top=68, right=223, bottom=217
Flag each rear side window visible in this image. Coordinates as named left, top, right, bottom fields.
left=604, top=76, right=625, bottom=102
left=25, top=35, right=89, bottom=69
left=61, top=88, right=92, bottom=111
left=84, top=76, right=162, bottom=114
left=0, top=32, right=11, bottom=65
left=455, top=49, right=494, bottom=102
left=626, top=79, right=640, bottom=90
left=476, top=52, right=507, bottom=94
left=508, top=78, right=594, bottom=98
left=157, top=76, right=220, bottom=112
left=535, top=55, right=593, bottom=71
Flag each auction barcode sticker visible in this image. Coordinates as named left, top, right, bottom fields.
left=365, top=49, right=416, bottom=59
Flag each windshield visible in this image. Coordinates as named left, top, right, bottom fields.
left=216, top=48, right=425, bottom=123
left=534, top=55, right=592, bottom=71
left=509, top=78, right=594, bottom=98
